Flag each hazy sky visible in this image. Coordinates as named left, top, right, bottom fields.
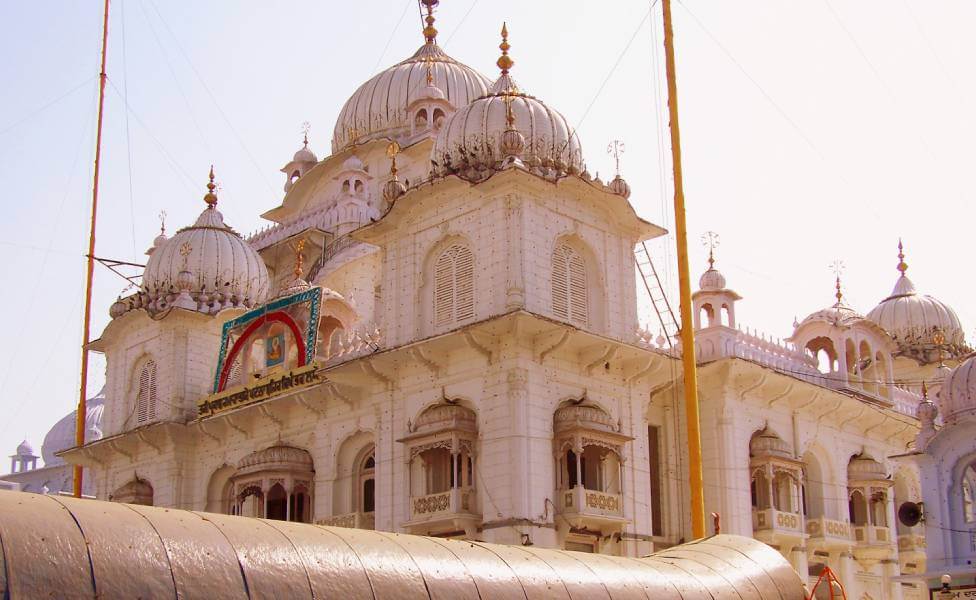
left=1, top=1, right=973, bottom=464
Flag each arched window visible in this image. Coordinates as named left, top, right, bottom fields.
left=136, top=360, right=158, bottom=424
left=433, top=244, right=475, bottom=328
left=360, top=452, right=376, bottom=514
left=962, top=463, right=976, bottom=524
left=849, top=490, right=868, bottom=525
left=551, top=242, right=588, bottom=326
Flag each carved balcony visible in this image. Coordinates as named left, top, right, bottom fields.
left=752, top=508, right=805, bottom=548
left=851, top=525, right=895, bottom=562
left=805, top=516, right=852, bottom=551
left=555, top=485, right=628, bottom=535
left=403, top=487, right=480, bottom=538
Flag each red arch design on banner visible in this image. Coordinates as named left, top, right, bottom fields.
left=217, top=311, right=306, bottom=392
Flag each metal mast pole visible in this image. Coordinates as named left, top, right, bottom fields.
left=661, top=0, right=706, bottom=538
left=74, top=0, right=111, bottom=498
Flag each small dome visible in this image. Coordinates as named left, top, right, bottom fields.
left=848, top=454, right=886, bottom=481
left=609, top=175, right=631, bottom=199
left=939, top=354, right=976, bottom=425
left=332, top=43, right=490, bottom=153
left=413, top=403, right=478, bottom=434
left=431, top=27, right=583, bottom=182
left=749, top=428, right=792, bottom=459
left=799, top=302, right=863, bottom=328
left=699, top=268, right=727, bottom=291
left=293, top=144, right=318, bottom=164
left=142, top=170, right=270, bottom=312
left=15, top=440, right=34, bottom=457
left=341, top=155, right=365, bottom=172
left=41, top=388, right=104, bottom=466
left=237, top=445, right=314, bottom=475
left=866, top=242, right=967, bottom=361
left=553, top=403, right=617, bottom=434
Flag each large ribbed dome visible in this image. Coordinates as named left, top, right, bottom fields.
left=866, top=244, right=967, bottom=361
left=41, top=388, right=104, bottom=466
left=142, top=170, right=270, bottom=312
left=431, top=27, right=584, bottom=182
left=331, top=42, right=490, bottom=154
left=938, top=354, right=976, bottom=424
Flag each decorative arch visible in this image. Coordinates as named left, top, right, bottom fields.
left=332, top=430, right=376, bottom=523
left=217, top=311, right=307, bottom=392
left=132, top=356, right=158, bottom=425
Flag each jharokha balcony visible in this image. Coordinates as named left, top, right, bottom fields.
left=748, top=428, right=806, bottom=552
left=552, top=402, right=632, bottom=536
left=398, top=402, right=481, bottom=537
left=316, top=511, right=375, bottom=530
left=805, top=516, right=852, bottom=551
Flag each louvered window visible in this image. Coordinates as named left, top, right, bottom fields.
left=433, top=244, right=475, bottom=328
left=551, top=243, right=588, bottom=326
left=136, top=360, right=158, bottom=424
left=228, top=358, right=242, bottom=388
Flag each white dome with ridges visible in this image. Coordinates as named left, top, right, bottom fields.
left=141, top=169, right=270, bottom=312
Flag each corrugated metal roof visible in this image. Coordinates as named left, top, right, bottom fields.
left=0, top=490, right=804, bottom=599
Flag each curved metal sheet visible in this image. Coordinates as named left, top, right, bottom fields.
left=48, top=495, right=176, bottom=599
left=0, top=491, right=805, bottom=600
left=193, top=511, right=313, bottom=599
left=124, top=503, right=249, bottom=599
left=467, top=542, right=573, bottom=600
left=262, top=518, right=376, bottom=598
left=0, top=493, right=94, bottom=599
left=425, top=536, right=528, bottom=600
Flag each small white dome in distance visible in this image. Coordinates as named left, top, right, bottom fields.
left=15, top=440, right=34, bottom=457
left=142, top=167, right=270, bottom=313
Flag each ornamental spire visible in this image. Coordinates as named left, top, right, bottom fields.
left=608, top=140, right=625, bottom=176
left=497, top=22, right=513, bottom=75
left=701, top=231, right=719, bottom=270
left=897, top=238, right=908, bottom=276
left=830, top=259, right=845, bottom=305
left=301, top=121, right=311, bottom=148
left=203, top=165, right=218, bottom=207
left=421, top=0, right=439, bottom=44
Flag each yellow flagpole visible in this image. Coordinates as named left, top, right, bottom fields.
left=74, top=0, right=111, bottom=498
left=661, top=0, right=706, bottom=538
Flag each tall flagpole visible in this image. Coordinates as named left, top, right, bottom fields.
left=74, top=0, right=111, bottom=498
left=661, top=0, right=706, bottom=538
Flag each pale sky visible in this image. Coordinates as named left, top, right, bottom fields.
left=1, top=0, right=973, bottom=464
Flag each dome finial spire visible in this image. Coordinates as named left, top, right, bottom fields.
left=607, top=140, right=625, bottom=176
left=830, top=259, right=845, bottom=305
left=293, top=238, right=306, bottom=280
left=421, top=0, right=439, bottom=44
left=897, top=238, right=908, bottom=276
left=497, top=22, right=513, bottom=75
left=301, top=120, right=311, bottom=148
left=203, top=165, right=218, bottom=207
left=701, top=231, right=720, bottom=270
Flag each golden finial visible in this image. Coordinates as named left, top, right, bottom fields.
left=421, top=0, right=439, bottom=44
left=158, top=210, right=167, bottom=235
left=424, top=55, right=434, bottom=86
left=504, top=94, right=515, bottom=128
left=203, top=165, right=218, bottom=207
left=830, top=259, right=845, bottom=304
left=921, top=379, right=928, bottom=399
left=701, top=231, right=720, bottom=270
left=607, top=140, right=625, bottom=176
left=896, top=238, right=908, bottom=276
left=497, top=22, right=513, bottom=75
left=292, top=238, right=306, bottom=280
left=386, top=141, right=401, bottom=178
left=301, top=121, right=311, bottom=148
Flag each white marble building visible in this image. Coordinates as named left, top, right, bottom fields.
left=48, top=6, right=972, bottom=599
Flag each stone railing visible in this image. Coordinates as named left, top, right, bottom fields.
left=897, top=533, right=926, bottom=553
left=890, top=386, right=922, bottom=418
left=324, top=324, right=383, bottom=366
left=806, top=516, right=851, bottom=541
left=853, top=524, right=891, bottom=545
left=752, top=508, right=804, bottom=535
left=409, top=487, right=475, bottom=521
left=246, top=203, right=336, bottom=251
left=556, top=486, right=624, bottom=519
left=315, top=511, right=375, bottom=530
